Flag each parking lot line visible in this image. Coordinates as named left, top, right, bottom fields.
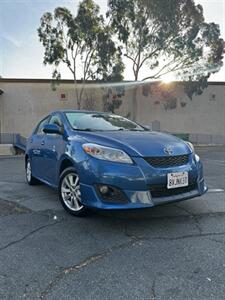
left=208, top=189, right=225, bottom=193
left=205, top=159, right=225, bottom=165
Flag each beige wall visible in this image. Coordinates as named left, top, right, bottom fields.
left=0, top=80, right=224, bottom=138
left=133, top=83, right=225, bottom=136
left=0, top=81, right=103, bottom=137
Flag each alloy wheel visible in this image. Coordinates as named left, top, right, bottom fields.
left=61, top=173, right=83, bottom=212
left=26, top=161, right=32, bottom=182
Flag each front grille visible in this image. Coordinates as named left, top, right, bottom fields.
left=150, top=183, right=197, bottom=198
left=144, top=154, right=189, bottom=168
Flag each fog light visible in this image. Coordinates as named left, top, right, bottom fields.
left=99, top=185, right=109, bottom=195
left=96, top=184, right=128, bottom=203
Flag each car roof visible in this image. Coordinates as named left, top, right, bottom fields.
left=52, top=110, right=110, bottom=115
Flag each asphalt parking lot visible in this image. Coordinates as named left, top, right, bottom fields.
left=0, top=146, right=224, bottom=300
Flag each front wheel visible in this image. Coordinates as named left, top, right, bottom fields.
left=59, top=167, right=88, bottom=217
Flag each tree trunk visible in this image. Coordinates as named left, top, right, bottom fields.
left=131, top=86, right=138, bottom=121
left=73, top=76, right=80, bottom=110
left=77, top=94, right=81, bottom=110
left=131, top=68, right=139, bottom=121
left=77, top=86, right=85, bottom=110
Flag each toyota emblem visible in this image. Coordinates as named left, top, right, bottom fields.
left=164, top=146, right=173, bottom=155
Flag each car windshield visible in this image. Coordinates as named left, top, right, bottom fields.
left=65, top=112, right=145, bottom=131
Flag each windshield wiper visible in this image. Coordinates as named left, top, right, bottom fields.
left=129, top=128, right=145, bottom=131
left=72, top=128, right=95, bottom=132
left=72, top=128, right=146, bottom=132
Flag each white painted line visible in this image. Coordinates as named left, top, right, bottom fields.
left=205, top=160, right=225, bottom=165
left=208, top=189, right=225, bottom=193
left=205, top=163, right=225, bottom=167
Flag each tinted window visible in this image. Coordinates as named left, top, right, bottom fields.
left=65, top=112, right=145, bottom=131
left=35, top=117, right=49, bottom=135
left=49, top=115, right=63, bottom=128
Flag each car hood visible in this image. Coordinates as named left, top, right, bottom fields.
left=74, top=131, right=191, bottom=157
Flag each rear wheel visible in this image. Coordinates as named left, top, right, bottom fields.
left=26, top=159, right=39, bottom=185
left=59, top=167, right=88, bottom=216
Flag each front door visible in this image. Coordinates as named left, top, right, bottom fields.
left=42, top=114, right=66, bottom=185
left=30, top=116, right=49, bottom=180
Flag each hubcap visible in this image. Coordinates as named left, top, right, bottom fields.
left=61, top=173, right=83, bottom=212
left=26, top=161, right=32, bottom=182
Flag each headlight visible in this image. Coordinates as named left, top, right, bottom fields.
left=186, top=142, right=200, bottom=162
left=82, top=143, right=133, bottom=164
left=186, top=141, right=195, bottom=153
left=195, top=154, right=200, bottom=162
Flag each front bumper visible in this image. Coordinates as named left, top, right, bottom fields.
left=78, top=154, right=208, bottom=210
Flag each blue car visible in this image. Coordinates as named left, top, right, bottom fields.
left=25, top=110, right=207, bottom=216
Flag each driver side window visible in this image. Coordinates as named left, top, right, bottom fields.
left=35, top=117, right=49, bottom=135
left=49, top=115, right=63, bottom=128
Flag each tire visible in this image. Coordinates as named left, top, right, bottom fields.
left=59, top=167, right=88, bottom=217
left=26, top=158, right=40, bottom=185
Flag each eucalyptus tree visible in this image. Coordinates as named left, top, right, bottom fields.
left=107, top=0, right=225, bottom=119
left=38, top=0, right=124, bottom=109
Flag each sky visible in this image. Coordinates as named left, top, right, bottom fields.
left=0, top=0, right=224, bottom=81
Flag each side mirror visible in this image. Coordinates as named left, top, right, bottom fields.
left=43, top=124, right=63, bottom=135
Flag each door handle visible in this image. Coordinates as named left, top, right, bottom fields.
left=41, top=141, right=45, bottom=145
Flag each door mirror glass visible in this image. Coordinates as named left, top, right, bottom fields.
left=43, top=124, right=62, bottom=135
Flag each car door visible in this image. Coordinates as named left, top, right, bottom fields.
left=29, top=116, right=49, bottom=180
left=42, top=114, right=67, bottom=185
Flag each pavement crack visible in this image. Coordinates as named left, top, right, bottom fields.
left=124, top=222, right=225, bottom=242
left=207, top=237, right=225, bottom=246
left=0, top=221, right=61, bottom=252
left=41, top=227, right=225, bottom=299
left=140, top=231, right=225, bottom=242
left=124, top=228, right=142, bottom=241
left=174, top=204, right=202, bottom=234
left=150, top=277, right=157, bottom=300
left=40, top=237, right=139, bottom=299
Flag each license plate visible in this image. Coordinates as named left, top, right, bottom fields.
left=167, top=172, right=188, bottom=189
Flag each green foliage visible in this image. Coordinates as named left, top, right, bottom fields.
left=38, top=0, right=124, bottom=108
left=38, top=0, right=225, bottom=108
left=108, top=0, right=225, bottom=98
left=184, top=76, right=209, bottom=100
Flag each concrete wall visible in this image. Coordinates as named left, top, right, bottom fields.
left=127, top=83, right=225, bottom=136
left=0, top=79, right=224, bottom=140
left=0, top=81, right=103, bottom=137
